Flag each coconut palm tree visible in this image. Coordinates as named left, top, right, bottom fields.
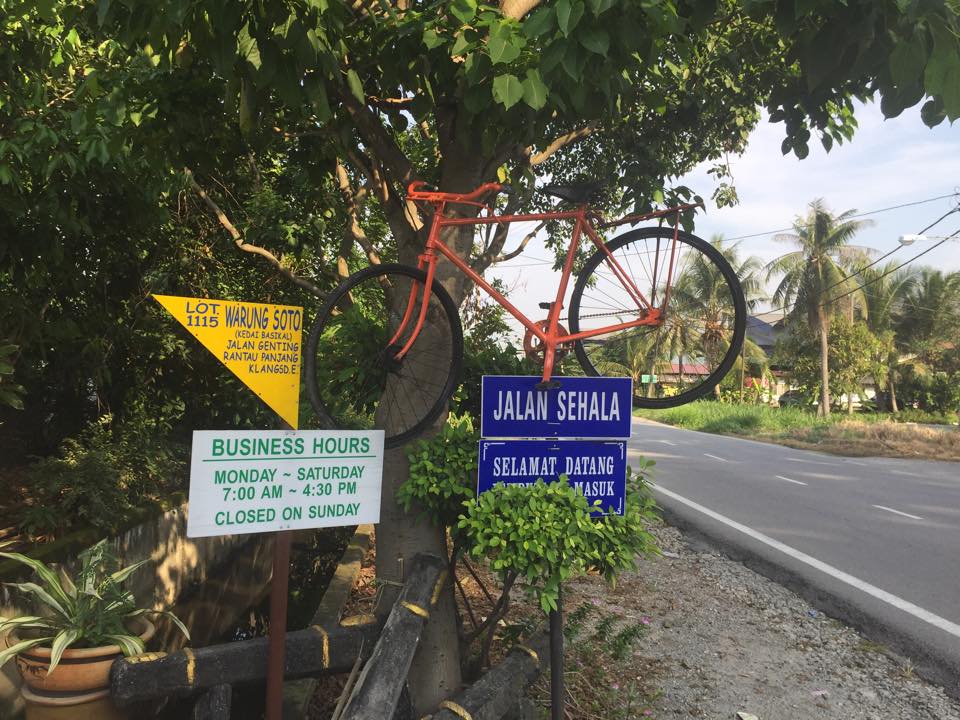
left=766, top=199, right=873, bottom=415
left=589, top=237, right=766, bottom=399
left=895, top=268, right=960, bottom=371
left=631, top=237, right=765, bottom=398
left=858, top=263, right=916, bottom=411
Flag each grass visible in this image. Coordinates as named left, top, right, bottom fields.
left=636, top=401, right=960, bottom=461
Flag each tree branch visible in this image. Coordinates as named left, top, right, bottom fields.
left=493, top=220, right=546, bottom=263
left=499, top=0, right=543, bottom=20
left=335, top=160, right=382, bottom=267
left=337, top=88, right=415, bottom=186
left=184, top=168, right=326, bottom=299
left=529, top=123, right=598, bottom=165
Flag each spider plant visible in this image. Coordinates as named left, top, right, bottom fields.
left=0, top=541, right=190, bottom=674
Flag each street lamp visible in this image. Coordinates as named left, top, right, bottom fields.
left=899, top=233, right=956, bottom=245
left=898, top=234, right=925, bottom=245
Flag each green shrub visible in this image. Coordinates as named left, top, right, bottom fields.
left=19, top=415, right=185, bottom=538
left=457, top=462, right=659, bottom=613
left=399, top=413, right=479, bottom=529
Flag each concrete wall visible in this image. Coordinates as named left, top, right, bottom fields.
left=1, top=502, right=255, bottom=717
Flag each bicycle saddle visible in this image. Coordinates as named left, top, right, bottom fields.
left=541, top=182, right=605, bottom=204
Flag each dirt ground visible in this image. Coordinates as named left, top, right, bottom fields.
left=556, top=524, right=960, bottom=720
left=312, top=524, right=960, bottom=719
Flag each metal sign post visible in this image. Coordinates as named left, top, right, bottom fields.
left=478, top=375, right=633, bottom=719
left=265, top=529, right=292, bottom=720
left=550, top=586, right=564, bottom=720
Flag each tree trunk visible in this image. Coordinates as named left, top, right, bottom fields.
left=889, top=370, right=899, bottom=413
left=374, top=137, right=486, bottom=714
left=847, top=391, right=854, bottom=415
left=818, top=306, right=831, bottom=416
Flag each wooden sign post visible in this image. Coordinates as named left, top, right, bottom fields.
left=155, top=294, right=384, bottom=720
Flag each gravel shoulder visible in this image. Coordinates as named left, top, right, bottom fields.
left=564, top=524, right=960, bottom=720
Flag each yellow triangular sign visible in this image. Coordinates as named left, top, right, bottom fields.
left=153, top=295, right=303, bottom=428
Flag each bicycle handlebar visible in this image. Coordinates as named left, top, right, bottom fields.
left=407, top=181, right=507, bottom=203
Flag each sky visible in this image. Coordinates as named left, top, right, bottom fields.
left=486, top=99, right=960, bottom=338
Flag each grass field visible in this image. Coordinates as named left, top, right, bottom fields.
left=635, top=402, right=960, bottom=461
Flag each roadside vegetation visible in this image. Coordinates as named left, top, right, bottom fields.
left=637, top=402, right=960, bottom=461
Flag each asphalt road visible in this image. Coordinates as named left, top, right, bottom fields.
left=627, top=417, right=960, bottom=698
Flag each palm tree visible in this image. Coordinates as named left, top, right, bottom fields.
left=593, top=238, right=766, bottom=399
left=896, top=268, right=960, bottom=371
left=766, top=199, right=873, bottom=415
left=859, top=263, right=916, bottom=411
left=667, top=237, right=766, bottom=397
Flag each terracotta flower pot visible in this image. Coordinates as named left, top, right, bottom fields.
left=13, top=618, right=155, bottom=697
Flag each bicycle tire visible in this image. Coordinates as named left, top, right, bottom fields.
left=568, top=227, right=746, bottom=408
left=305, top=263, right=464, bottom=448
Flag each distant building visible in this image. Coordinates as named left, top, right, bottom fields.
left=745, top=311, right=787, bottom=356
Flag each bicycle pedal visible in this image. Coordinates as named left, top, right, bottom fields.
left=538, top=302, right=553, bottom=310
left=535, top=380, right=562, bottom=391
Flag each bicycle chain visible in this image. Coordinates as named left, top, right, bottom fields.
left=560, top=309, right=644, bottom=322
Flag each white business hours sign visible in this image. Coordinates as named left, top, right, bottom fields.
left=187, top=430, right=384, bottom=538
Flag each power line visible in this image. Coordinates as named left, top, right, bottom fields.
left=720, top=192, right=958, bottom=243
left=827, top=226, right=960, bottom=307
left=766, top=224, right=960, bottom=320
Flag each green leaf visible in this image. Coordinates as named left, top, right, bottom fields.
left=0, top=636, right=54, bottom=669
left=889, top=37, right=926, bottom=89
left=450, top=0, right=477, bottom=25
left=578, top=26, right=609, bottom=56
left=423, top=28, right=444, bottom=49
left=920, top=97, right=946, bottom=128
left=237, top=23, right=261, bottom=70
left=492, top=73, right=524, bottom=109
left=107, top=559, right=150, bottom=586
left=0, top=616, right=51, bottom=634
left=487, top=24, right=523, bottom=65
left=104, top=633, right=145, bottom=657
left=3, top=582, right=69, bottom=619
left=48, top=628, right=82, bottom=674
left=556, top=0, right=584, bottom=36
left=521, top=69, right=549, bottom=109
left=925, top=20, right=960, bottom=120
left=346, top=69, right=364, bottom=103
left=587, top=0, right=614, bottom=15
left=450, top=33, right=471, bottom=56
left=0, top=552, right=73, bottom=612
left=523, top=7, right=554, bottom=38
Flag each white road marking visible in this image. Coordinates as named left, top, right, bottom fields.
left=872, top=505, right=924, bottom=521
left=653, top=485, right=960, bottom=640
left=703, top=453, right=728, bottom=462
left=657, top=439, right=678, bottom=446
left=785, top=456, right=840, bottom=467
left=775, top=475, right=808, bottom=486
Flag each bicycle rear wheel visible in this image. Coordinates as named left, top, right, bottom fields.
left=305, top=264, right=464, bottom=447
left=568, top=227, right=746, bottom=408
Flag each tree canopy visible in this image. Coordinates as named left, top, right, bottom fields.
left=3, top=0, right=960, bottom=710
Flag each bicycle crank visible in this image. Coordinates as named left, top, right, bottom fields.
left=523, top=320, right=571, bottom=365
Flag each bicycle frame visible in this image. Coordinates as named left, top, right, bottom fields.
left=389, top=183, right=700, bottom=384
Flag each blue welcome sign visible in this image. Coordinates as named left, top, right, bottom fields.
left=480, top=376, right=632, bottom=439
left=477, top=439, right=627, bottom=515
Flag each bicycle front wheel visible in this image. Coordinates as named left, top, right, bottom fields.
left=568, top=227, right=746, bottom=408
left=305, top=264, right=464, bottom=447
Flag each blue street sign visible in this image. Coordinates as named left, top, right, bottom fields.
left=480, top=376, right=633, bottom=439
left=477, top=439, right=626, bottom=515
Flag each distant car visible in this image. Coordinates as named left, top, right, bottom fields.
left=777, top=390, right=813, bottom=408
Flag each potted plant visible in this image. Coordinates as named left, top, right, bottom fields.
left=0, top=542, right=190, bottom=704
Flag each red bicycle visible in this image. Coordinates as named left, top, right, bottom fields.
left=306, top=181, right=746, bottom=447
